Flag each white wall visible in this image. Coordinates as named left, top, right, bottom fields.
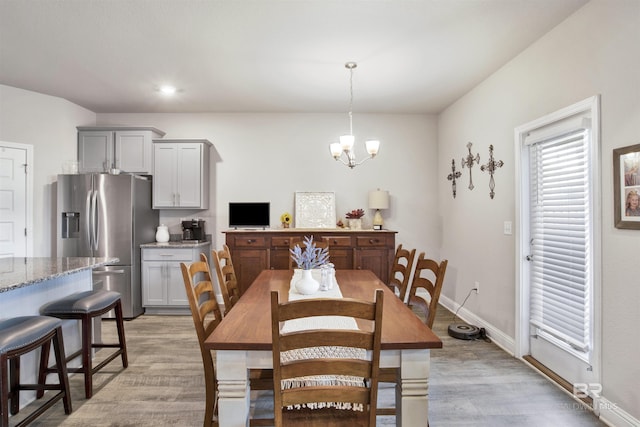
left=437, top=0, right=639, bottom=423
left=0, top=84, right=96, bottom=256
left=96, top=112, right=440, bottom=255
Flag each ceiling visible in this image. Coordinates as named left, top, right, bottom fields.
left=0, top=0, right=588, bottom=114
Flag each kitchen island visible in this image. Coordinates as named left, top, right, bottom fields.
left=0, top=257, right=116, bottom=411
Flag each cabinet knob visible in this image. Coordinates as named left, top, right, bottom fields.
left=369, top=239, right=379, bottom=244
left=247, top=239, right=256, bottom=243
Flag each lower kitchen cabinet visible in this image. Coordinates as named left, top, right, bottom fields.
left=224, top=230, right=396, bottom=295
left=141, top=242, right=211, bottom=314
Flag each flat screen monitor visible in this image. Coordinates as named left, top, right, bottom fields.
left=229, top=202, right=270, bottom=229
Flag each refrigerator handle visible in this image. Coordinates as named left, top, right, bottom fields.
left=85, top=189, right=93, bottom=249
left=91, top=190, right=99, bottom=251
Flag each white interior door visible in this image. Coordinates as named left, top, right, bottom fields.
left=515, top=97, right=601, bottom=402
left=0, top=143, right=28, bottom=257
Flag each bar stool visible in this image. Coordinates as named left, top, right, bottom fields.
left=39, top=290, right=128, bottom=399
left=1, top=316, right=72, bottom=427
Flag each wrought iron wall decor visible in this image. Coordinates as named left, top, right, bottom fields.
left=461, top=142, right=480, bottom=190
left=447, top=159, right=462, bottom=198
left=480, top=144, right=504, bottom=199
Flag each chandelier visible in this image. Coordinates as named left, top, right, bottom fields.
left=330, top=62, right=380, bottom=168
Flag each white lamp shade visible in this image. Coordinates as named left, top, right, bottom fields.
left=368, top=190, right=389, bottom=210
left=339, top=134, right=355, bottom=151
left=330, top=142, right=342, bottom=158
left=365, top=139, right=380, bottom=155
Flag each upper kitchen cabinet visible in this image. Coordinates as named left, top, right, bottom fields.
left=77, top=126, right=166, bottom=174
left=152, top=139, right=212, bottom=209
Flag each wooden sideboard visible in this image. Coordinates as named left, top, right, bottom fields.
left=223, top=229, right=397, bottom=295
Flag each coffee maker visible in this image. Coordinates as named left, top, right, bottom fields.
left=182, top=219, right=206, bottom=241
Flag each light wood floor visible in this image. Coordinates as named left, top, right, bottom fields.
left=13, top=306, right=605, bottom=426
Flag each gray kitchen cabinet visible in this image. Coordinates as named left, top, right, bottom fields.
left=77, top=126, right=165, bottom=174
left=141, top=242, right=211, bottom=314
left=152, top=139, right=211, bottom=209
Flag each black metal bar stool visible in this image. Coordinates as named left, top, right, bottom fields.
left=1, top=316, right=72, bottom=427
left=39, top=290, right=128, bottom=399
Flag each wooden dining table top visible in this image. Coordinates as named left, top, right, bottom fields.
left=205, top=269, right=443, bottom=352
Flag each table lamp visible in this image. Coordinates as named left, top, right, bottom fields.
left=368, top=189, right=389, bottom=230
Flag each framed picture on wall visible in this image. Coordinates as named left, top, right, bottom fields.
left=613, top=143, right=640, bottom=229
left=294, top=192, right=336, bottom=228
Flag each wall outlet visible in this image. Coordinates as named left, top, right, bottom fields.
left=474, top=281, right=480, bottom=294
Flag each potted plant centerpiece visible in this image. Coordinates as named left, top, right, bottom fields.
left=346, top=208, right=365, bottom=230
left=290, top=236, right=330, bottom=294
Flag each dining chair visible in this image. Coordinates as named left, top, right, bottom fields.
left=287, top=238, right=329, bottom=270
left=210, top=245, right=241, bottom=315
left=406, top=253, right=448, bottom=328
left=377, top=253, right=446, bottom=419
left=185, top=255, right=274, bottom=427
left=386, top=244, right=416, bottom=302
left=181, top=259, right=224, bottom=427
left=377, top=244, right=416, bottom=415
left=270, top=289, right=384, bottom=426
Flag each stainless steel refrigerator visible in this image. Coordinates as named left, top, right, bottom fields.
left=56, top=173, right=158, bottom=318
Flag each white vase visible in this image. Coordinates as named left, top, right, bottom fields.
left=348, top=218, right=362, bottom=230
left=155, top=224, right=170, bottom=243
left=295, top=269, right=320, bottom=295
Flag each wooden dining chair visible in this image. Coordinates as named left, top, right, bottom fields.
left=211, top=245, right=241, bottom=315
left=406, top=253, right=448, bottom=328
left=180, top=259, right=224, bottom=427
left=377, top=243, right=416, bottom=415
left=287, top=238, right=329, bottom=270
left=270, top=289, right=384, bottom=426
left=386, top=244, right=416, bottom=302
left=183, top=257, right=274, bottom=427
left=377, top=253, right=446, bottom=419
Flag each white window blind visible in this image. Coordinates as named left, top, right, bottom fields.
left=528, top=127, right=592, bottom=355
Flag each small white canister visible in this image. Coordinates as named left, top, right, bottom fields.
left=155, top=224, right=170, bottom=244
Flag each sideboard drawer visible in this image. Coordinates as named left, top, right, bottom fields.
left=323, top=236, right=352, bottom=247
left=356, top=236, right=388, bottom=247
left=233, top=236, right=267, bottom=248
left=272, top=236, right=295, bottom=247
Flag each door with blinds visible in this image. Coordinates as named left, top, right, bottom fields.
left=517, top=96, right=600, bottom=397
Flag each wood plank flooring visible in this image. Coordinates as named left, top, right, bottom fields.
left=12, top=306, right=605, bottom=426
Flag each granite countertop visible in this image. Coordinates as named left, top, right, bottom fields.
left=140, top=240, right=211, bottom=248
left=0, top=257, right=117, bottom=293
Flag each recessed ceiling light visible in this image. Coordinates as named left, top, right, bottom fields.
left=159, top=85, right=177, bottom=95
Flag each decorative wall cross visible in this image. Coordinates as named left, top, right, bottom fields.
left=480, top=144, right=504, bottom=199
left=447, top=159, right=462, bottom=198
left=461, top=142, right=480, bottom=190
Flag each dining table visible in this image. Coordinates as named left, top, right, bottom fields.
left=205, top=269, right=443, bottom=427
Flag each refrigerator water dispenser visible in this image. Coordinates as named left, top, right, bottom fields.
left=61, top=212, right=80, bottom=238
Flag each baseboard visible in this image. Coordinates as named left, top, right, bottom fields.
left=598, top=398, right=640, bottom=427
left=438, top=294, right=515, bottom=355
left=438, top=294, right=640, bottom=427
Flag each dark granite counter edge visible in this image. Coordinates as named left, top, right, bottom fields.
left=0, top=257, right=117, bottom=293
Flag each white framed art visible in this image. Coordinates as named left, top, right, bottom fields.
left=294, top=192, right=336, bottom=228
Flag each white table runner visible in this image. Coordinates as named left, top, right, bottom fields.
left=280, top=269, right=366, bottom=410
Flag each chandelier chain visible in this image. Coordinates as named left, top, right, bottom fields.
left=348, top=65, right=354, bottom=135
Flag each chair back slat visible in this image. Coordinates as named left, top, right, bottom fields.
left=406, top=253, right=448, bottom=328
